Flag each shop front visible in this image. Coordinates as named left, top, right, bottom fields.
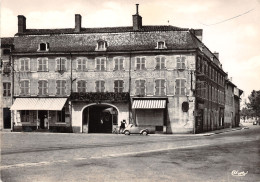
left=10, top=98, right=71, bottom=132
left=132, top=98, right=167, bottom=134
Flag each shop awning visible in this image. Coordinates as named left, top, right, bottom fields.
left=10, top=98, right=67, bottom=111
left=132, top=100, right=166, bottom=109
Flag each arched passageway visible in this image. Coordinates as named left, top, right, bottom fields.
left=82, top=104, right=118, bottom=133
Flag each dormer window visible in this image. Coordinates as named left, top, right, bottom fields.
left=38, top=42, right=49, bottom=51
left=156, top=41, right=167, bottom=49
left=96, top=40, right=107, bottom=51
left=3, top=49, right=11, bottom=55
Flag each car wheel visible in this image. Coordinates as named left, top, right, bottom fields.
left=124, top=130, right=130, bottom=135
left=142, top=131, right=148, bottom=135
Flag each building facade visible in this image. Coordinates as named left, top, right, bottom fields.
left=9, top=5, right=242, bottom=134
left=0, top=38, right=13, bottom=131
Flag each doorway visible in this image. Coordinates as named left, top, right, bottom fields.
left=82, top=104, right=118, bottom=133
left=38, top=110, right=48, bottom=129
left=3, top=108, right=11, bottom=129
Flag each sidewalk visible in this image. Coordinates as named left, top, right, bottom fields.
left=199, top=126, right=247, bottom=136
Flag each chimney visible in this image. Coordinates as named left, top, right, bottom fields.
left=75, top=14, right=82, bottom=32
left=214, top=52, right=219, bottom=60
left=133, top=4, right=142, bottom=31
left=194, top=29, right=203, bottom=42
left=18, top=15, right=26, bottom=33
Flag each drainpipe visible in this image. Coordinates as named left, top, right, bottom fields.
left=11, top=51, right=14, bottom=131
left=70, top=53, right=73, bottom=132
left=128, top=32, right=132, bottom=125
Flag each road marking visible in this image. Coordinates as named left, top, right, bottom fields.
left=1, top=139, right=258, bottom=170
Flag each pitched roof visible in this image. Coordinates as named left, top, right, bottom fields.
left=14, top=26, right=198, bottom=53
left=15, top=26, right=189, bottom=36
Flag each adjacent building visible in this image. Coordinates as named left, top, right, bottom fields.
left=0, top=37, right=14, bottom=131
left=8, top=5, right=243, bottom=134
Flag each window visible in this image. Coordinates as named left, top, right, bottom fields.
left=56, top=58, right=67, bottom=71
left=3, top=49, right=10, bottom=55
left=114, top=58, right=124, bottom=71
left=96, top=41, right=107, bottom=51
left=114, top=80, right=124, bottom=93
left=175, top=79, right=186, bottom=95
left=197, top=57, right=201, bottom=72
left=57, top=108, right=65, bottom=123
left=77, top=58, right=87, bottom=71
left=20, top=58, right=30, bottom=71
left=56, top=80, right=66, bottom=95
left=3, top=82, right=11, bottom=96
left=176, top=56, right=186, bottom=69
left=135, top=80, right=145, bottom=95
left=21, top=110, right=30, bottom=122
left=155, top=79, right=166, bottom=96
left=156, top=41, right=166, bottom=49
left=38, top=43, right=49, bottom=51
left=37, top=58, right=48, bottom=71
left=20, top=80, right=29, bottom=95
left=2, top=61, right=11, bottom=74
left=136, top=57, right=146, bottom=70
left=155, top=57, right=166, bottom=70
left=96, top=80, right=105, bottom=92
left=77, top=80, right=86, bottom=93
left=96, top=58, right=106, bottom=71
left=38, top=80, right=48, bottom=95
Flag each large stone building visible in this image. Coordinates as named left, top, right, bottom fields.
left=0, top=37, right=13, bottom=131
left=9, top=5, right=241, bottom=134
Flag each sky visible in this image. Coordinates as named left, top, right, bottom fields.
left=1, top=0, right=260, bottom=105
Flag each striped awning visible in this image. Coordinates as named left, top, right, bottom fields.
left=132, top=100, right=166, bottom=109
left=10, top=98, right=67, bottom=111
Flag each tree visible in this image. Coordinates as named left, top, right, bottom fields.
left=240, top=107, right=253, bottom=122
left=247, top=90, right=260, bottom=119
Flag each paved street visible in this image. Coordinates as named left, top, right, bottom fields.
left=1, top=123, right=260, bottom=182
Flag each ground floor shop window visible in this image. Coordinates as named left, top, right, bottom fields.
left=57, top=108, right=65, bottom=122
left=21, top=110, right=37, bottom=122
left=21, top=110, right=30, bottom=122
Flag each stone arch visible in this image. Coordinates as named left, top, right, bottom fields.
left=81, top=103, right=120, bottom=133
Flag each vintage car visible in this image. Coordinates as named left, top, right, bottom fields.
left=123, top=124, right=149, bottom=135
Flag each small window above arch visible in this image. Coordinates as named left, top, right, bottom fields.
left=95, top=40, right=107, bottom=51
left=156, top=41, right=167, bottom=49
left=38, top=42, right=49, bottom=51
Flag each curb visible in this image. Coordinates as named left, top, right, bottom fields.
left=203, top=127, right=245, bottom=136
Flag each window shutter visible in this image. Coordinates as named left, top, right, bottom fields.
left=56, top=59, right=59, bottom=71
left=182, top=57, right=186, bottom=69
left=83, top=58, right=87, bottom=71
left=155, top=80, right=159, bottom=95
left=95, top=81, right=99, bottom=92
left=77, top=59, right=81, bottom=71
left=44, top=81, right=48, bottom=95
left=56, top=80, right=60, bottom=95
left=38, top=59, right=41, bottom=71
left=176, top=79, right=179, bottom=94
left=101, top=81, right=105, bottom=92
left=45, top=58, right=48, bottom=71
left=62, top=59, right=66, bottom=71
left=38, top=81, right=42, bottom=95
left=162, top=57, right=166, bottom=69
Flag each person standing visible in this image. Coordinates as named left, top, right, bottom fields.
left=120, top=120, right=126, bottom=133
left=44, top=115, right=48, bottom=129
